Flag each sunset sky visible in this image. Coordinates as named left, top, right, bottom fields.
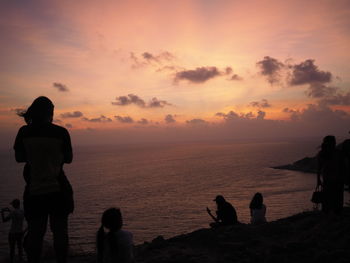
left=1, top=0, right=349, bottom=145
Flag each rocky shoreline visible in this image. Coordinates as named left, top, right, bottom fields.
left=12, top=207, right=349, bottom=263
left=134, top=207, right=350, bottom=263
left=272, top=156, right=317, bottom=174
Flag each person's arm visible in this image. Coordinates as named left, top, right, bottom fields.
left=62, top=128, right=73, bottom=164
left=1, top=208, right=11, bottom=222
left=206, top=207, right=218, bottom=222
left=14, top=127, right=26, bottom=163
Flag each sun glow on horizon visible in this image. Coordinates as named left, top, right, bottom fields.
left=0, top=0, right=349, bottom=144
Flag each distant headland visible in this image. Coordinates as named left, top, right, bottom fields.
left=272, top=156, right=317, bottom=173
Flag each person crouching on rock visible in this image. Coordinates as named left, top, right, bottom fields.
left=206, top=195, right=238, bottom=227
left=97, top=208, right=134, bottom=263
left=249, top=192, right=267, bottom=225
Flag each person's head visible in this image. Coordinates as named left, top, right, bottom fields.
left=213, top=195, right=226, bottom=205
left=10, top=199, right=20, bottom=209
left=321, top=135, right=336, bottom=153
left=249, top=192, right=263, bottom=210
left=101, top=208, right=123, bottom=231
left=18, top=96, right=54, bottom=124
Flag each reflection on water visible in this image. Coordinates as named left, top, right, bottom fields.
left=1, top=140, right=340, bottom=254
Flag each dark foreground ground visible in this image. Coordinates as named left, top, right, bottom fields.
left=4, top=206, right=349, bottom=263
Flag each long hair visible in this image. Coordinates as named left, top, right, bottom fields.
left=249, top=192, right=263, bottom=210
left=17, top=96, right=54, bottom=124
left=97, top=208, right=123, bottom=263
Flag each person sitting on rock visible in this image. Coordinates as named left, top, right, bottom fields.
left=249, top=192, right=267, bottom=225
left=96, top=208, right=134, bottom=263
left=206, top=195, right=238, bottom=227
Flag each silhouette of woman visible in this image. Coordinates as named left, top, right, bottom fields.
left=96, top=208, right=134, bottom=263
left=249, top=192, right=267, bottom=225
left=317, top=135, right=345, bottom=215
left=14, top=96, right=74, bottom=263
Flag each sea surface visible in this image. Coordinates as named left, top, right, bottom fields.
left=1, top=140, right=341, bottom=256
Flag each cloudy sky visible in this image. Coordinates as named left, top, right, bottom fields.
left=1, top=0, right=349, bottom=145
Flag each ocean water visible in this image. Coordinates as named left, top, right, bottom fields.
left=0, top=140, right=333, bottom=255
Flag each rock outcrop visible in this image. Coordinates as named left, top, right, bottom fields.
left=134, top=207, right=350, bottom=263
left=273, top=156, right=317, bottom=173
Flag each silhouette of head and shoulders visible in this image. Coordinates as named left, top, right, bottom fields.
left=213, top=195, right=238, bottom=225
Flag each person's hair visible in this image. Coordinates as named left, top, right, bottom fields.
left=17, top=96, right=54, bottom=124
left=96, top=208, right=123, bottom=263
left=249, top=192, right=263, bottom=210
left=320, top=135, right=336, bottom=160
left=11, top=199, right=20, bottom=209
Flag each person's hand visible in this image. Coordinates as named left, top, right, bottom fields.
left=1, top=207, right=10, bottom=212
left=206, top=207, right=211, bottom=214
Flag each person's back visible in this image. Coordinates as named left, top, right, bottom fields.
left=249, top=192, right=267, bottom=225
left=217, top=201, right=238, bottom=225
left=16, top=123, right=72, bottom=196
left=250, top=204, right=266, bottom=225
left=318, top=148, right=344, bottom=184
left=102, top=229, right=134, bottom=263
left=97, top=208, right=134, bottom=263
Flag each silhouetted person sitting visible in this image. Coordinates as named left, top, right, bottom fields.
left=14, top=96, right=74, bottom=263
left=249, top=192, right=267, bottom=225
left=1, top=199, right=25, bottom=263
left=317, top=135, right=345, bottom=215
left=97, top=208, right=134, bottom=263
left=207, top=195, right=238, bottom=227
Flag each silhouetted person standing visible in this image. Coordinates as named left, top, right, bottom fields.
left=317, top=135, right=345, bottom=215
left=1, top=199, right=25, bottom=263
left=14, top=96, right=74, bottom=263
left=207, top=195, right=238, bottom=227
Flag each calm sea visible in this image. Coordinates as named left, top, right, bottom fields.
left=1, top=140, right=338, bottom=255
